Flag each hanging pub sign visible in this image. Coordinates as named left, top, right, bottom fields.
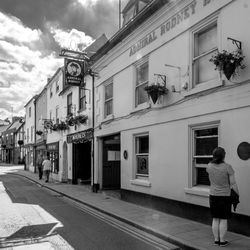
left=65, top=58, right=85, bottom=86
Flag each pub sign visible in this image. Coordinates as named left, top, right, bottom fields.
left=65, top=58, right=85, bottom=86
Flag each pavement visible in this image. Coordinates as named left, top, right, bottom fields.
left=1, top=164, right=250, bottom=250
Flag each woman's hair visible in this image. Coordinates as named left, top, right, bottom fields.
left=211, top=147, right=226, bottom=164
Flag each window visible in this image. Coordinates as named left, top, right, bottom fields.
left=67, top=93, right=72, bottom=115
left=191, top=124, right=218, bottom=186
left=104, top=82, right=113, bottom=118
left=135, top=134, right=149, bottom=177
left=135, top=62, right=148, bottom=106
left=29, top=107, right=31, bottom=117
left=27, top=128, right=29, bottom=143
left=56, top=80, right=59, bottom=93
left=192, top=22, right=218, bottom=87
left=79, top=88, right=86, bottom=111
left=56, top=107, right=59, bottom=124
left=50, top=87, right=53, bottom=98
left=31, top=126, right=34, bottom=142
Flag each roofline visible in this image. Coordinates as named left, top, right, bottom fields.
left=90, top=0, right=168, bottom=63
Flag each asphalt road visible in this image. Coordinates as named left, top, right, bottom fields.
left=0, top=174, right=174, bottom=250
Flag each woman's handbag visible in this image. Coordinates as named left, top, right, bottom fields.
left=230, top=189, right=240, bottom=211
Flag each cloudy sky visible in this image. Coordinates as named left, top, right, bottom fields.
left=0, top=0, right=126, bottom=120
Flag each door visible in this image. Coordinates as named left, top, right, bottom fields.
left=73, top=141, right=92, bottom=184
left=102, top=134, right=120, bottom=189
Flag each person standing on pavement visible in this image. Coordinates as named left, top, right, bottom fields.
left=37, top=153, right=43, bottom=180
left=206, top=147, right=239, bottom=247
left=42, top=155, right=51, bottom=183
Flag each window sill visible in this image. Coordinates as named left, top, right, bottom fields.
left=131, top=102, right=150, bottom=114
left=184, top=186, right=209, bottom=197
left=102, top=114, right=114, bottom=123
left=183, top=79, right=224, bottom=97
left=78, top=108, right=87, bottom=113
left=130, top=179, right=151, bottom=187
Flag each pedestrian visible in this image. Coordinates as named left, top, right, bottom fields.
left=206, top=147, right=239, bottom=247
left=42, top=155, right=51, bottom=183
left=37, top=153, right=43, bottom=180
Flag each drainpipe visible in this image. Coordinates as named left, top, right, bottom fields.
left=34, top=98, right=37, bottom=173
left=90, top=70, right=99, bottom=193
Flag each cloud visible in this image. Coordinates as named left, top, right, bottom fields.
left=0, top=12, right=62, bottom=119
left=50, top=27, right=94, bottom=51
left=0, top=12, right=41, bottom=44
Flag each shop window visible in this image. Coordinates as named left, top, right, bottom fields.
left=49, top=152, right=59, bottom=174
left=67, top=93, right=72, bottom=115
left=192, top=21, right=218, bottom=87
left=135, top=134, right=149, bottom=177
left=104, top=82, right=113, bottom=118
left=79, top=88, right=86, bottom=111
left=191, top=124, right=219, bottom=186
left=135, top=61, right=148, bottom=107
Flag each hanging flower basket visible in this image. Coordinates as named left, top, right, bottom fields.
left=144, top=84, right=168, bottom=104
left=209, top=49, right=245, bottom=80
left=57, top=121, right=69, bottom=130
left=36, top=130, right=43, bottom=136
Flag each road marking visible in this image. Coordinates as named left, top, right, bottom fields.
left=61, top=196, right=179, bottom=250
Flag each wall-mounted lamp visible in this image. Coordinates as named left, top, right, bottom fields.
left=165, top=64, right=182, bottom=93
left=171, top=85, right=181, bottom=93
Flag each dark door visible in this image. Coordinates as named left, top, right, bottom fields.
left=73, top=141, right=91, bottom=184
left=103, top=134, right=120, bottom=189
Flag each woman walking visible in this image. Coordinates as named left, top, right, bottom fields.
left=42, top=155, right=51, bottom=183
left=206, top=147, right=239, bottom=247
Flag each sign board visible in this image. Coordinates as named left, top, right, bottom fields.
left=47, top=142, right=59, bottom=151
left=65, top=58, right=85, bottom=86
left=67, top=129, right=93, bottom=143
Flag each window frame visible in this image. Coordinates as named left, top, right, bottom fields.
left=186, top=14, right=222, bottom=96
left=104, top=81, right=113, bottom=118
left=135, top=60, right=149, bottom=107
left=67, top=93, right=73, bottom=116
left=79, top=87, right=86, bottom=111
left=134, top=133, right=149, bottom=178
left=189, top=121, right=220, bottom=188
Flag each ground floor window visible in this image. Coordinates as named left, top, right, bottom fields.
left=135, top=134, right=149, bottom=177
left=191, top=123, right=219, bottom=186
left=48, top=151, right=59, bottom=174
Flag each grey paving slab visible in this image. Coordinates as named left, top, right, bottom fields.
left=5, top=167, right=250, bottom=250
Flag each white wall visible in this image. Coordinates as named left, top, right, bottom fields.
left=93, top=0, right=250, bottom=216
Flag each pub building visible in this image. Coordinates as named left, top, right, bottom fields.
left=87, top=0, right=250, bottom=236
left=66, top=129, right=93, bottom=185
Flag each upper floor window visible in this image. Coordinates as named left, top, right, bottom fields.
left=104, top=82, right=113, bottom=118
left=135, top=61, right=148, bottom=107
left=191, top=123, right=219, bottom=186
left=29, top=107, right=31, bottom=117
left=67, top=93, right=72, bottom=116
left=56, top=80, right=59, bottom=93
left=135, top=134, right=149, bottom=177
left=50, top=87, right=53, bottom=98
left=122, top=0, right=150, bottom=26
left=27, top=128, right=29, bottom=143
left=79, top=88, right=86, bottom=111
left=56, top=107, right=59, bottom=124
left=192, top=21, right=218, bottom=87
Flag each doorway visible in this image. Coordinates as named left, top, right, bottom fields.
left=72, top=141, right=91, bottom=185
left=102, top=134, right=120, bottom=189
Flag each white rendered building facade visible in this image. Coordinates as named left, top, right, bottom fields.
left=91, top=0, right=250, bottom=235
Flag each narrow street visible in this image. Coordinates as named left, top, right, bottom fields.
left=0, top=168, right=176, bottom=250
